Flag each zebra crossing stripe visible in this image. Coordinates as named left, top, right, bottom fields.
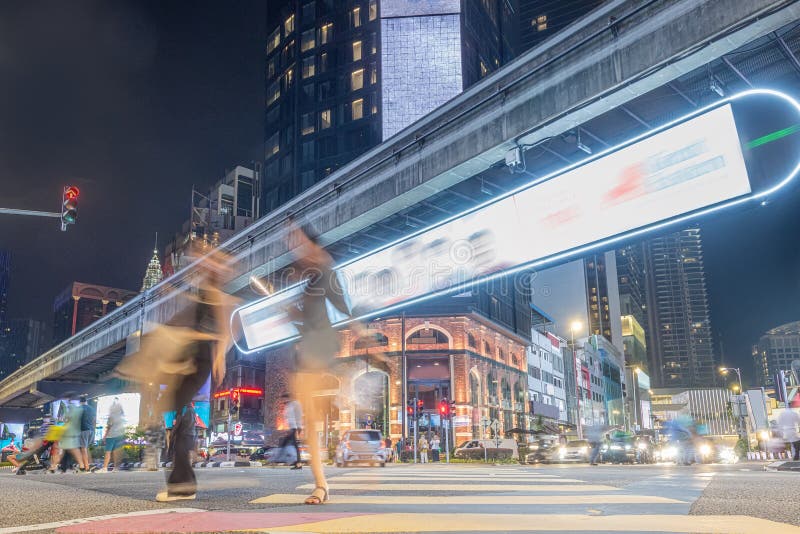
left=328, top=476, right=585, bottom=483
left=251, top=494, right=687, bottom=505
left=295, top=482, right=620, bottom=492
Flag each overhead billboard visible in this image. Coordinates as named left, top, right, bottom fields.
left=233, top=90, right=800, bottom=353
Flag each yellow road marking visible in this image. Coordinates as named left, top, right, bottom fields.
left=328, top=476, right=585, bottom=483
left=242, top=513, right=800, bottom=533
left=295, top=483, right=620, bottom=492
left=251, top=493, right=687, bottom=505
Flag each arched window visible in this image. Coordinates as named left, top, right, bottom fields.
left=512, top=352, right=520, bottom=366
left=498, top=348, right=505, bottom=363
left=408, top=328, right=448, bottom=345
left=483, top=340, right=491, bottom=356
left=354, top=333, right=388, bottom=350
left=467, top=332, right=477, bottom=348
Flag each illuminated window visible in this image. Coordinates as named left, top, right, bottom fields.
left=351, top=68, right=364, bottom=91
left=319, top=22, right=333, bottom=45
left=266, top=132, right=279, bottom=157
left=301, top=29, right=315, bottom=52
left=301, top=112, right=315, bottom=135
left=285, top=14, right=295, bottom=35
left=267, top=27, right=280, bottom=54
left=351, top=6, right=361, bottom=28
left=352, top=40, right=362, bottom=61
left=282, top=67, right=294, bottom=90
left=351, top=98, right=363, bottom=120
left=320, top=109, right=331, bottom=129
left=302, top=56, right=315, bottom=78
left=369, top=0, right=377, bottom=20
left=267, top=81, right=280, bottom=105
left=370, top=64, right=377, bottom=84
left=535, top=14, right=547, bottom=31
left=480, top=60, right=488, bottom=77
left=267, top=57, right=277, bottom=79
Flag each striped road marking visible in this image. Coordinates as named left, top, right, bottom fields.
left=325, top=476, right=585, bottom=483
left=251, top=493, right=687, bottom=505
left=294, top=482, right=621, bottom=492
left=243, top=513, right=800, bottom=533
left=0, top=508, right=204, bottom=534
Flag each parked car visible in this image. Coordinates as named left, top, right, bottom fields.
left=524, top=436, right=558, bottom=464
left=208, top=447, right=251, bottom=463
left=334, top=430, right=387, bottom=467
left=600, top=435, right=636, bottom=464
left=550, top=440, right=590, bottom=463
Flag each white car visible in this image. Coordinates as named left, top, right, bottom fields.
left=334, top=430, right=387, bottom=467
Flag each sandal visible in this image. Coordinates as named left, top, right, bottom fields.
left=304, top=485, right=329, bottom=505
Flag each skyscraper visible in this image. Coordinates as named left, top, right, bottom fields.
left=0, top=318, right=46, bottom=379
left=262, top=0, right=516, bottom=211
left=530, top=251, right=624, bottom=352
left=645, top=227, right=715, bottom=387
left=0, top=250, right=9, bottom=330
left=753, top=321, right=800, bottom=387
left=141, top=247, right=163, bottom=291
left=517, top=0, right=604, bottom=53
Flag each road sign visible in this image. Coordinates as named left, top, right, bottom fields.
left=233, top=422, right=243, bottom=436
left=489, top=419, right=500, bottom=432
left=480, top=416, right=490, bottom=426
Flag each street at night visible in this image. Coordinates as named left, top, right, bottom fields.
left=2, top=462, right=799, bottom=533
left=4, top=1, right=800, bottom=533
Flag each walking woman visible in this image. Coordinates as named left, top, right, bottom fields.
left=286, top=225, right=354, bottom=505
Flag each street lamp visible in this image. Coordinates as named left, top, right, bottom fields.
left=720, top=366, right=748, bottom=450
left=570, top=321, right=583, bottom=439
left=631, top=367, right=640, bottom=432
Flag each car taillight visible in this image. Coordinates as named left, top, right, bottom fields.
left=343, top=441, right=350, bottom=449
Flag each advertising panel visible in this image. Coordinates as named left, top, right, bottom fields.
left=235, top=102, right=755, bottom=352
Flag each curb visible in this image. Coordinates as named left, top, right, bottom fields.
left=765, top=460, right=800, bottom=472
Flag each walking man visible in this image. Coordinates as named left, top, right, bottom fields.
left=279, top=392, right=303, bottom=469
left=79, top=397, right=96, bottom=471
left=98, top=400, right=125, bottom=472
left=430, top=434, right=440, bottom=462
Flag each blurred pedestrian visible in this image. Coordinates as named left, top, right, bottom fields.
left=777, top=409, right=800, bottom=461
left=385, top=436, right=393, bottom=462
left=430, top=434, right=440, bottom=462
left=418, top=434, right=429, bottom=463
left=585, top=424, right=604, bottom=465
left=97, top=400, right=125, bottom=473
left=79, top=396, right=96, bottom=471
left=286, top=224, right=355, bottom=504
left=116, top=246, right=237, bottom=501
left=56, top=398, right=88, bottom=472
left=279, top=393, right=304, bottom=470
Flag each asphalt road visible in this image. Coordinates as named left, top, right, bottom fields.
left=0, top=462, right=797, bottom=533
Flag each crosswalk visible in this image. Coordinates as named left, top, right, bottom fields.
left=248, top=465, right=800, bottom=533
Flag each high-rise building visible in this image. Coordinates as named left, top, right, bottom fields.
left=0, top=250, right=9, bottom=330
left=262, top=0, right=516, bottom=211
left=621, top=314, right=647, bottom=369
left=518, top=0, right=604, bottom=53
left=52, top=282, right=137, bottom=345
left=0, top=318, right=47, bottom=379
left=141, top=247, right=163, bottom=291
left=753, top=321, right=800, bottom=387
left=645, top=227, right=716, bottom=388
left=530, top=251, right=623, bottom=352
left=616, top=243, right=649, bottom=343
left=163, top=165, right=258, bottom=276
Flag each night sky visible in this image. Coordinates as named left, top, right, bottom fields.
left=1, top=1, right=799, bottom=384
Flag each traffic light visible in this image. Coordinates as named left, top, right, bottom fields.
left=229, top=389, right=240, bottom=415
left=61, top=186, right=79, bottom=231
left=406, top=401, right=414, bottom=419
left=416, top=398, right=424, bottom=419
left=439, top=398, right=449, bottom=419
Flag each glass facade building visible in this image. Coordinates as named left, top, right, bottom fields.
left=262, top=0, right=517, bottom=212
left=754, top=321, right=800, bottom=387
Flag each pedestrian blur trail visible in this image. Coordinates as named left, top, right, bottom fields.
left=2, top=464, right=792, bottom=533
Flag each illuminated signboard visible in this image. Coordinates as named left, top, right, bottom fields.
left=233, top=90, right=800, bottom=353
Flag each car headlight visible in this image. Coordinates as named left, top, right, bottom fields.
left=610, top=445, right=622, bottom=450
left=637, top=443, right=647, bottom=450
left=580, top=446, right=588, bottom=454
left=663, top=446, right=677, bottom=459
left=624, top=444, right=632, bottom=450
left=601, top=445, right=608, bottom=451
left=558, top=448, right=566, bottom=458
left=699, top=444, right=711, bottom=456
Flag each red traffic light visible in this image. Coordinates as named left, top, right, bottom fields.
left=61, top=185, right=80, bottom=229
left=64, top=186, right=80, bottom=200
left=438, top=398, right=448, bottom=417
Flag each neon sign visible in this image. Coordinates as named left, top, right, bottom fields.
left=232, top=89, right=800, bottom=353
left=213, top=387, right=264, bottom=399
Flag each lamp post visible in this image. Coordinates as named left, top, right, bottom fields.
left=720, top=367, right=748, bottom=451
left=570, top=321, right=583, bottom=439
left=631, top=367, right=640, bottom=432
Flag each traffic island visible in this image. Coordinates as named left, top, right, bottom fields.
left=765, top=460, right=800, bottom=472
